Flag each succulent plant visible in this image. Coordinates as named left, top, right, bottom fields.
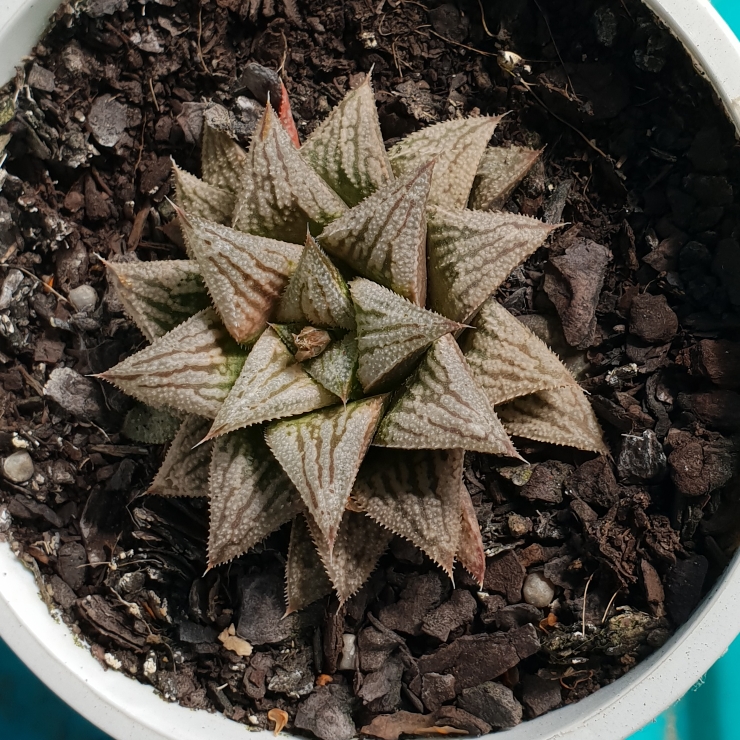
left=101, top=76, right=606, bottom=612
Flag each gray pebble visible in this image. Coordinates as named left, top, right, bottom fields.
left=68, top=284, right=98, bottom=313
left=3, top=450, right=35, bottom=483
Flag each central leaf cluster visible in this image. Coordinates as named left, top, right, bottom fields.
left=101, top=77, right=606, bottom=610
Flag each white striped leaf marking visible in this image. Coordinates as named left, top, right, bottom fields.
left=349, top=278, right=463, bottom=393
left=497, top=385, right=608, bottom=454
left=275, top=235, right=355, bottom=329
left=285, top=514, right=334, bottom=614
left=264, top=395, right=386, bottom=549
left=318, top=164, right=433, bottom=305
left=469, top=146, right=542, bottom=211
left=106, top=259, right=210, bottom=342
left=300, top=76, right=393, bottom=207
left=374, top=334, right=517, bottom=456
left=208, top=428, right=303, bottom=567
left=460, top=296, right=577, bottom=407
left=387, top=116, right=502, bottom=209
left=206, top=327, right=338, bottom=440
left=100, top=309, right=246, bottom=419
left=352, top=447, right=463, bottom=576
left=232, top=104, right=347, bottom=243
left=181, top=213, right=303, bottom=345
left=304, top=509, right=391, bottom=604
left=201, top=123, right=247, bottom=195
left=148, top=415, right=213, bottom=497
left=173, top=164, right=235, bottom=225
left=427, top=206, right=557, bottom=324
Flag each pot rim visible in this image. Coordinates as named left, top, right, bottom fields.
left=1, top=1, right=740, bottom=739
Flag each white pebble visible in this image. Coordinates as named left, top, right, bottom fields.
left=3, top=450, right=35, bottom=483
left=522, top=572, right=555, bottom=608
left=337, top=633, right=356, bottom=671
left=68, top=284, right=98, bottom=313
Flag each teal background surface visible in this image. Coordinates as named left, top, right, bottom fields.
left=1, top=1, right=740, bottom=739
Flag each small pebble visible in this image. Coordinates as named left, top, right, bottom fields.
left=3, top=450, right=35, bottom=483
left=522, top=572, right=555, bottom=608
left=508, top=513, right=532, bottom=537
left=337, top=633, right=356, bottom=671
left=68, top=284, right=98, bottom=313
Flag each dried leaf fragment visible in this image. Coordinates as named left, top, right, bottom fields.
left=361, top=711, right=468, bottom=740
left=268, top=708, right=289, bottom=736
left=218, top=623, right=253, bottom=657
left=470, top=146, right=542, bottom=211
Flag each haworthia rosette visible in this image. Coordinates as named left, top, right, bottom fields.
left=304, top=333, right=360, bottom=403
left=457, top=485, right=486, bottom=586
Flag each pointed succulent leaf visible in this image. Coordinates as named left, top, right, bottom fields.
left=265, top=396, right=386, bottom=548
left=374, top=334, right=517, bottom=456
left=305, top=333, right=359, bottom=403
left=173, top=164, right=235, bottom=225
left=387, top=116, right=501, bottom=209
left=208, top=428, right=303, bottom=567
left=350, top=278, right=463, bottom=393
left=498, top=385, right=608, bottom=454
left=122, top=403, right=181, bottom=444
left=319, top=164, right=433, bottom=305
left=461, top=296, right=577, bottom=406
left=181, top=213, right=303, bottom=345
left=457, top=486, right=485, bottom=586
left=301, top=77, right=393, bottom=207
left=232, top=104, right=347, bottom=243
left=201, top=123, right=247, bottom=194
left=305, top=509, right=391, bottom=604
left=470, top=146, right=542, bottom=211
left=286, top=514, right=333, bottom=614
left=100, top=309, right=246, bottom=418
left=106, top=259, right=210, bottom=341
left=427, top=206, right=557, bottom=323
left=275, top=235, right=355, bottom=329
left=207, top=327, right=338, bottom=440
left=149, top=415, right=213, bottom=497
left=353, top=448, right=463, bottom=576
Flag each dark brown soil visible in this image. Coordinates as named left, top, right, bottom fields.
left=1, top=0, right=739, bottom=736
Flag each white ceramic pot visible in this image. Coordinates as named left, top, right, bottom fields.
left=1, top=1, right=740, bottom=738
